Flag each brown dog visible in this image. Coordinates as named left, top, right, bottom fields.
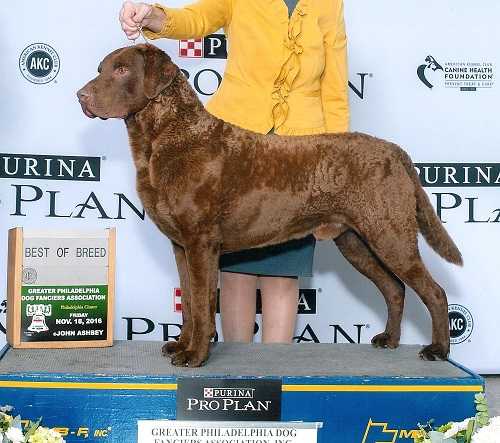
left=77, top=44, right=462, bottom=367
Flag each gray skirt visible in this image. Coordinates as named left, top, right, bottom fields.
left=219, top=235, right=316, bottom=277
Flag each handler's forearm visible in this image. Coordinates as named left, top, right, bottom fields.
left=143, top=5, right=167, bottom=33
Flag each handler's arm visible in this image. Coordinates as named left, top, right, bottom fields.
left=143, top=0, right=232, bottom=40
left=320, top=0, right=350, bottom=133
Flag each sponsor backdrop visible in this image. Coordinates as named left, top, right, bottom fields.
left=1, top=1, right=499, bottom=373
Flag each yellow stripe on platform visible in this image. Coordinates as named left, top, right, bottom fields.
left=282, top=384, right=484, bottom=393
left=0, top=381, right=177, bottom=390
left=0, top=381, right=483, bottom=392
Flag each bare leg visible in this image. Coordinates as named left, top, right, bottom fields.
left=260, top=276, right=299, bottom=343
left=220, top=272, right=257, bottom=343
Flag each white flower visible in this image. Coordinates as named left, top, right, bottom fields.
left=443, top=417, right=473, bottom=438
left=28, top=426, right=65, bottom=443
left=5, top=427, right=25, bottom=443
left=472, top=415, right=500, bottom=443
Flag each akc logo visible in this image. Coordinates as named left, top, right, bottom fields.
left=448, top=304, right=474, bottom=344
left=19, top=43, right=60, bottom=84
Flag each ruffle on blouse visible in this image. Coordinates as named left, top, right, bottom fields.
left=271, top=2, right=308, bottom=131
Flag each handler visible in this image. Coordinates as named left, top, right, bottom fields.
left=119, top=0, right=350, bottom=344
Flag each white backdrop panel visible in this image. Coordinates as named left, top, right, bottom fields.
left=1, top=0, right=499, bottom=373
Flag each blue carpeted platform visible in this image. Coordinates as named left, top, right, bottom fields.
left=0, top=341, right=484, bottom=443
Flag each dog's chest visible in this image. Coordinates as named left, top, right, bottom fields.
left=135, top=169, right=184, bottom=244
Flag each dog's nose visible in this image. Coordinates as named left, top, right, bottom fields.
left=77, top=88, right=90, bottom=101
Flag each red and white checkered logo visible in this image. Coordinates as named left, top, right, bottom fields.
left=173, top=287, right=182, bottom=312
left=179, top=39, right=203, bottom=58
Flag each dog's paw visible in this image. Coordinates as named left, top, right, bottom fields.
left=170, top=350, right=208, bottom=368
left=418, top=343, right=449, bottom=361
left=162, top=340, right=183, bottom=356
left=371, top=332, right=399, bottom=349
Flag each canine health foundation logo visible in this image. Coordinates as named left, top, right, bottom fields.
left=417, top=55, right=494, bottom=91
left=448, top=304, right=474, bottom=344
left=19, top=43, right=60, bottom=84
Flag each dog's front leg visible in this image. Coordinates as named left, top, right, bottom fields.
left=162, top=241, right=192, bottom=357
left=170, top=238, right=220, bottom=367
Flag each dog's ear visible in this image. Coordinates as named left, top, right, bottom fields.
left=141, top=45, right=178, bottom=99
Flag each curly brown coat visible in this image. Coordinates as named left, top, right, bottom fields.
left=77, top=44, right=462, bottom=367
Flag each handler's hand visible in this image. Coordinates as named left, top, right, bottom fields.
left=119, top=1, right=154, bottom=40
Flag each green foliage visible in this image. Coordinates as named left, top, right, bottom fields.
left=474, top=393, right=490, bottom=428
left=24, top=418, right=43, bottom=441
left=413, top=392, right=490, bottom=443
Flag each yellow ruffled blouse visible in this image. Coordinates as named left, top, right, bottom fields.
left=144, top=0, right=350, bottom=135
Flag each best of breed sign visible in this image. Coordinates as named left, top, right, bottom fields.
left=6, top=227, right=115, bottom=348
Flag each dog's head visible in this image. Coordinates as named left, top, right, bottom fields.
left=77, top=44, right=178, bottom=120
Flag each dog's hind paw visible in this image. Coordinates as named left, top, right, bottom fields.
left=371, top=332, right=399, bottom=349
left=170, top=350, right=208, bottom=368
left=162, top=340, right=183, bottom=356
left=418, top=343, right=449, bottom=361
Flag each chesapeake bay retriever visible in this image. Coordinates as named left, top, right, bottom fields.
left=77, top=44, right=462, bottom=367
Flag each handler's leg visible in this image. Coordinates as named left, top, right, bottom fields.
left=260, top=276, right=299, bottom=343
left=220, top=272, right=258, bottom=343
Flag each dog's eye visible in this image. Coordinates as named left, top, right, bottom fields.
left=115, top=66, right=129, bottom=76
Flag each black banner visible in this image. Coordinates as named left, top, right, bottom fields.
left=1, top=153, right=101, bottom=181
left=176, top=377, right=282, bottom=421
left=415, top=163, right=500, bottom=187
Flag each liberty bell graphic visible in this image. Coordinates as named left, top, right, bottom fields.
left=27, top=304, right=52, bottom=333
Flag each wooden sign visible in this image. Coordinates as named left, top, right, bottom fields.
left=6, top=227, right=115, bottom=348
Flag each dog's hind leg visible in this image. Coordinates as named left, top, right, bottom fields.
left=171, top=238, right=220, bottom=367
left=361, top=224, right=450, bottom=361
left=335, top=230, right=405, bottom=349
left=208, top=260, right=219, bottom=341
left=162, top=241, right=192, bottom=357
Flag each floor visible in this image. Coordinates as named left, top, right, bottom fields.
left=484, top=376, right=500, bottom=417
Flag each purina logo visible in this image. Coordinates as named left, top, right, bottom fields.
left=1, top=153, right=101, bottom=181
left=203, top=387, right=255, bottom=399
left=448, top=304, right=473, bottom=344
left=176, top=378, right=281, bottom=421
left=1, top=153, right=145, bottom=221
left=19, top=43, right=60, bottom=84
left=417, top=55, right=494, bottom=92
left=179, top=34, right=227, bottom=59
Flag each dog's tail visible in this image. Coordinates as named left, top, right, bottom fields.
left=398, top=148, right=463, bottom=266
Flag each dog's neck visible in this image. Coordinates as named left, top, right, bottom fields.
left=125, top=72, right=219, bottom=169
